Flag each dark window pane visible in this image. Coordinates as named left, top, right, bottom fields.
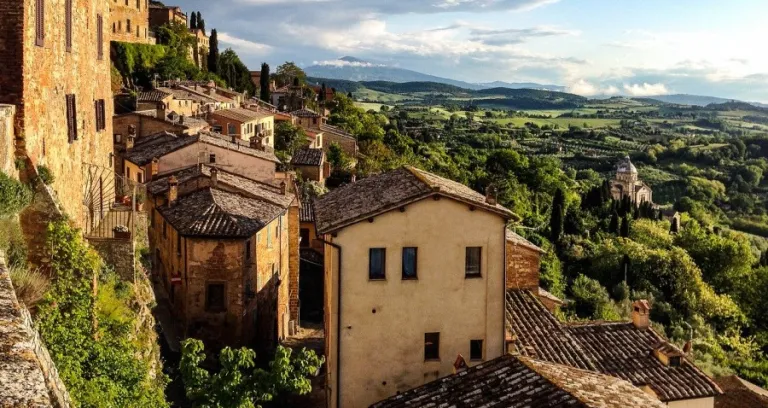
left=206, top=283, right=225, bottom=311
left=369, top=248, right=386, bottom=280
left=470, top=339, right=483, bottom=361
left=402, top=247, right=417, bottom=279
left=245, top=239, right=251, bottom=260
left=424, top=332, right=440, bottom=360
left=300, top=229, right=310, bottom=247
left=465, top=247, right=482, bottom=277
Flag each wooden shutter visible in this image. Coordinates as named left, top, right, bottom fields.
left=65, top=0, right=72, bottom=51
left=97, top=14, right=103, bottom=60
left=66, top=95, right=77, bottom=143
left=94, top=99, right=106, bottom=131
left=35, top=0, right=44, bottom=46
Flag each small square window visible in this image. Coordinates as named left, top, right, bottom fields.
left=424, top=332, right=440, bottom=361
left=470, top=339, right=483, bottom=361
left=369, top=248, right=386, bottom=280
left=206, top=283, right=226, bottom=312
left=402, top=247, right=417, bottom=280
left=465, top=247, right=482, bottom=277
left=209, top=153, right=216, bottom=163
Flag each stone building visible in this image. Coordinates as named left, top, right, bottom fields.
left=148, top=4, right=186, bottom=29
left=0, top=0, right=114, bottom=230
left=209, top=108, right=275, bottom=146
left=110, top=0, right=155, bottom=44
left=314, top=166, right=517, bottom=408
left=189, top=28, right=208, bottom=70
left=290, top=148, right=328, bottom=183
left=146, top=167, right=294, bottom=349
left=611, top=155, right=652, bottom=204
left=505, top=229, right=562, bottom=312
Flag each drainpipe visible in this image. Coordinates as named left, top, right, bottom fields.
left=502, top=223, right=507, bottom=356
left=316, top=236, right=342, bottom=408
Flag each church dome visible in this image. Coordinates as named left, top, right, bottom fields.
left=617, top=155, right=637, bottom=174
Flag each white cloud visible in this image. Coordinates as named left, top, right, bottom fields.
left=312, top=59, right=386, bottom=68
left=217, top=32, right=272, bottom=54
left=622, top=82, right=670, bottom=96
left=567, top=79, right=619, bottom=96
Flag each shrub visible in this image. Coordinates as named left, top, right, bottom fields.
left=0, top=171, right=32, bottom=217
left=0, top=218, right=27, bottom=267
left=9, top=266, right=50, bottom=308
left=36, top=165, right=55, bottom=185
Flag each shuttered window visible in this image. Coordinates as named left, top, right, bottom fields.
left=66, top=94, right=77, bottom=143
left=96, top=14, right=103, bottom=60
left=35, top=0, right=44, bottom=47
left=94, top=99, right=106, bottom=131
left=65, top=0, right=72, bottom=52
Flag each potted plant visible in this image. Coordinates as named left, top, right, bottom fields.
left=113, top=225, right=131, bottom=239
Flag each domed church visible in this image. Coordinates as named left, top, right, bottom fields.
left=610, top=156, right=653, bottom=204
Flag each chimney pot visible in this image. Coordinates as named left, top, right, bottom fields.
left=149, top=158, right=159, bottom=181
left=168, top=175, right=179, bottom=207
left=351, top=174, right=357, bottom=183
left=631, top=299, right=651, bottom=329
left=126, top=135, right=135, bottom=151
left=210, top=167, right=218, bottom=188
left=280, top=181, right=287, bottom=195
left=486, top=185, right=498, bottom=205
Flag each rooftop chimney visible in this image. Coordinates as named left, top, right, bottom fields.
left=168, top=175, right=179, bottom=207
left=149, top=158, right=159, bottom=181
left=280, top=180, right=287, bottom=195
left=351, top=174, right=357, bottom=183
left=210, top=167, right=218, bottom=188
left=486, top=185, right=498, bottom=205
left=126, top=135, right=135, bottom=151
left=631, top=299, right=651, bottom=329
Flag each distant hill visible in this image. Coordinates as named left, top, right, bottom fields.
left=305, top=57, right=566, bottom=92
left=644, top=94, right=745, bottom=107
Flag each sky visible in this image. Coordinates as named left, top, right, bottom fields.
left=177, top=0, right=768, bottom=101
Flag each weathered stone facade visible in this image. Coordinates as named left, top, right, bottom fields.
left=109, top=0, right=155, bottom=45
left=288, top=205, right=300, bottom=324
left=89, top=237, right=136, bottom=281
left=505, top=241, right=542, bottom=291
left=0, top=0, right=115, bottom=229
left=0, top=105, right=18, bottom=178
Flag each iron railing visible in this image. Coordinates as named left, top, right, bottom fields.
left=82, top=163, right=147, bottom=239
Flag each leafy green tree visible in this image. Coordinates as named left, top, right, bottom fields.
left=180, top=339, right=323, bottom=408
left=208, top=29, right=219, bottom=75
left=155, top=21, right=195, bottom=55
left=328, top=142, right=352, bottom=171
left=274, top=122, right=308, bottom=156
left=568, top=274, right=620, bottom=320
left=275, top=62, right=306, bottom=87
left=219, top=49, right=256, bottom=95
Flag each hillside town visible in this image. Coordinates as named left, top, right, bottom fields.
left=1, top=1, right=768, bottom=408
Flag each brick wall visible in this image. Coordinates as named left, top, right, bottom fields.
left=288, top=205, right=300, bottom=323
left=506, top=242, right=541, bottom=291
left=114, top=113, right=188, bottom=139
left=88, top=238, right=136, bottom=281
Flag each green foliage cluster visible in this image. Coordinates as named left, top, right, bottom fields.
left=0, top=171, right=32, bottom=218
left=180, top=339, right=324, bottom=408
left=37, top=222, right=168, bottom=408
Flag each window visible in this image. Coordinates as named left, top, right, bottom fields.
left=126, top=19, right=131, bottom=33
left=206, top=283, right=226, bottom=311
left=137, top=172, right=143, bottom=183
left=65, top=0, right=72, bottom=52
left=228, top=124, right=237, bottom=135
left=402, top=247, right=417, bottom=280
left=470, top=340, right=483, bottom=361
left=424, top=333, right=440, bottom=361
left=465, top=247, right=482, bottom=277
left=245, top=239, right=252, bottom=260
left=300, top=229, right=310, bottom=247
left=136, top=0, right=140, bottom=8
left=669, top=356, right=682, bottom=367
left=126, top=167, right=130, bottom=179
left=97, top=14, right=104, bottom=60
left=66, top=94, right=77, bottom=143
left=369, top=248, right=386, bottom=280
left=176, top=233, right=182, bottom=256
left=94, top=99, right=106, bottom=131
left=35, top=0, right=44, bottom=47
left=209, top=153, right=216, bottom=163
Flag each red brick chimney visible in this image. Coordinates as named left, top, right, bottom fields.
left=168, top=176, right=178, bottom=207
left=149, top=158, right=159, bottom=181
left=632, top=300, right=651, bottom=329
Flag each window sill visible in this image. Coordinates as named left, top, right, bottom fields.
left=424, top=358, right=440, bottom=362
left=401, top=277, right=418, bottom=281
left=368, top=278, right=386, bottom=282
left=465, top=274, right=483, bottom=279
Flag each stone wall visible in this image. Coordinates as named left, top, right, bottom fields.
left=506, top=242, right=542, bottom=291
left=88, top=238, right=136, bottom=281
left=0, top=105, right=18, bottom=178
left=0, top=251, right=72, bottom=408
left=110, top=0, right=154, bottom=44
left=288, top=206, right=300, bottom=324
left=20, top=175, right=67, bottom=272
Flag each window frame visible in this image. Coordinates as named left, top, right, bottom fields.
left=35, top=0, right=45, bottom=47
left=66, top=94, right=78, bottom=143
left=401, top=247, right=418, bottom=280
left=368, top=248, right=386, bottom=281
left=205, top=282, right=226, bottom=312
left=424, top=332, right=440, bottom=361
left=470, top=339, right=484, bottom=361
left=209, top=153, right=216, bottom=164
left=65, top=0, right=72, bottom=52
left=465, top=247, right=482, bottom=278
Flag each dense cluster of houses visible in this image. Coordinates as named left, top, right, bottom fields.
left=2, top=1, right=768, bottom=407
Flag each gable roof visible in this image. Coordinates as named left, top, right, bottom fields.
left=158, top=188, right=286, bottom=238
left=715, top=376, right=768, bottom=408
left=291, top=148, right=324, bottom=167
left=318, top=123, right=356, bottom=141
left=211, top=108, right=272, bottom=123
left=506, top=228, right=544, bottom=253
left=314, top=166, right=516, bottom=235
left=138, top=89, right=172, bottom=103
left=505, top=289, right=723, bottom=402
left=370, top=354, right=667, bottom=408
left=300, top=197, right=315, bottom=223
left=124, top=132, right=280, bottom=166
left=291, top=108, right=320, bottom=118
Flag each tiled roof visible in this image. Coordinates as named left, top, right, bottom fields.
left=124, top=132, right=197, bottom=166
left=138, top=89, right=171, bottom=102
left=506, top=228, right=544, bottom=253
left=318, top=123, right=356, bottom=141
left=505, top=289, right=723, bottom=402
left=300, top=198, right=314, bottom=223
left=291, top=148, right=324, bottom=166
left=370, top=354, right=667, bottom=408
left=300, top=248, right=323, bottom=265
left=163, top=86, right=217, bottom=103
left=539, top=287, right=565, bottom=305
left=314, top=166, right=515, bottom=234
left=569, top=322, right=722, bottom=401
left=212, top=108, right=272, bottom=123
left=158, top=188, right=286, bottom=238
left=715, top=376, right=768, bottom=408
left=198, top=132, right=280, bottom=163
left=291, top=108, right=320, bottom=118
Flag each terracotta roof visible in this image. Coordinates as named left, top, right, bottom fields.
left=212, top=108, right=272, bottom=123
left=138, top=89, right=171, bottom=102
left=291, top=108, right=320, bottom=118
left=506, top=228, right=544, bottom=253
left=715, top=376, right=768, bottom=408
left=539, top=287, right=565, bottom=305
left=158, top=188, right=286, bottom=238
left=318, top=123, right=356, bottom=141
left=198, top=132, right=280, bottom=163
left=505, top=289, right=723, bottom=402
left=370, top=354, right=667, bottom=408
left=314, top=166, right=515, bottom=234
left=300, top=198, right=314, bottom=223
left=291, top=148, right=324, bottom=166
left=164, top=86, right=218, bottom=103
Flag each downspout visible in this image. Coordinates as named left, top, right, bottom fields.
left=502, top=223, right=507, bottom=356
left=316, top=236, right=342, bottom=408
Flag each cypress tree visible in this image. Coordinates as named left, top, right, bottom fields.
left=197, top=12, right=204, bottom=31
left=259, top=63, right=271, bottom=102
left=609, top=211, right=619, bottom=234
left=620, top=216, right=630, bottom=237
left=190, top=12, right=197, bottom=29
left=208, top=29, right=219, bottom=75
left=320, top=83, right=327, bottom=103
left=550, top=188, right=565, bottom=242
